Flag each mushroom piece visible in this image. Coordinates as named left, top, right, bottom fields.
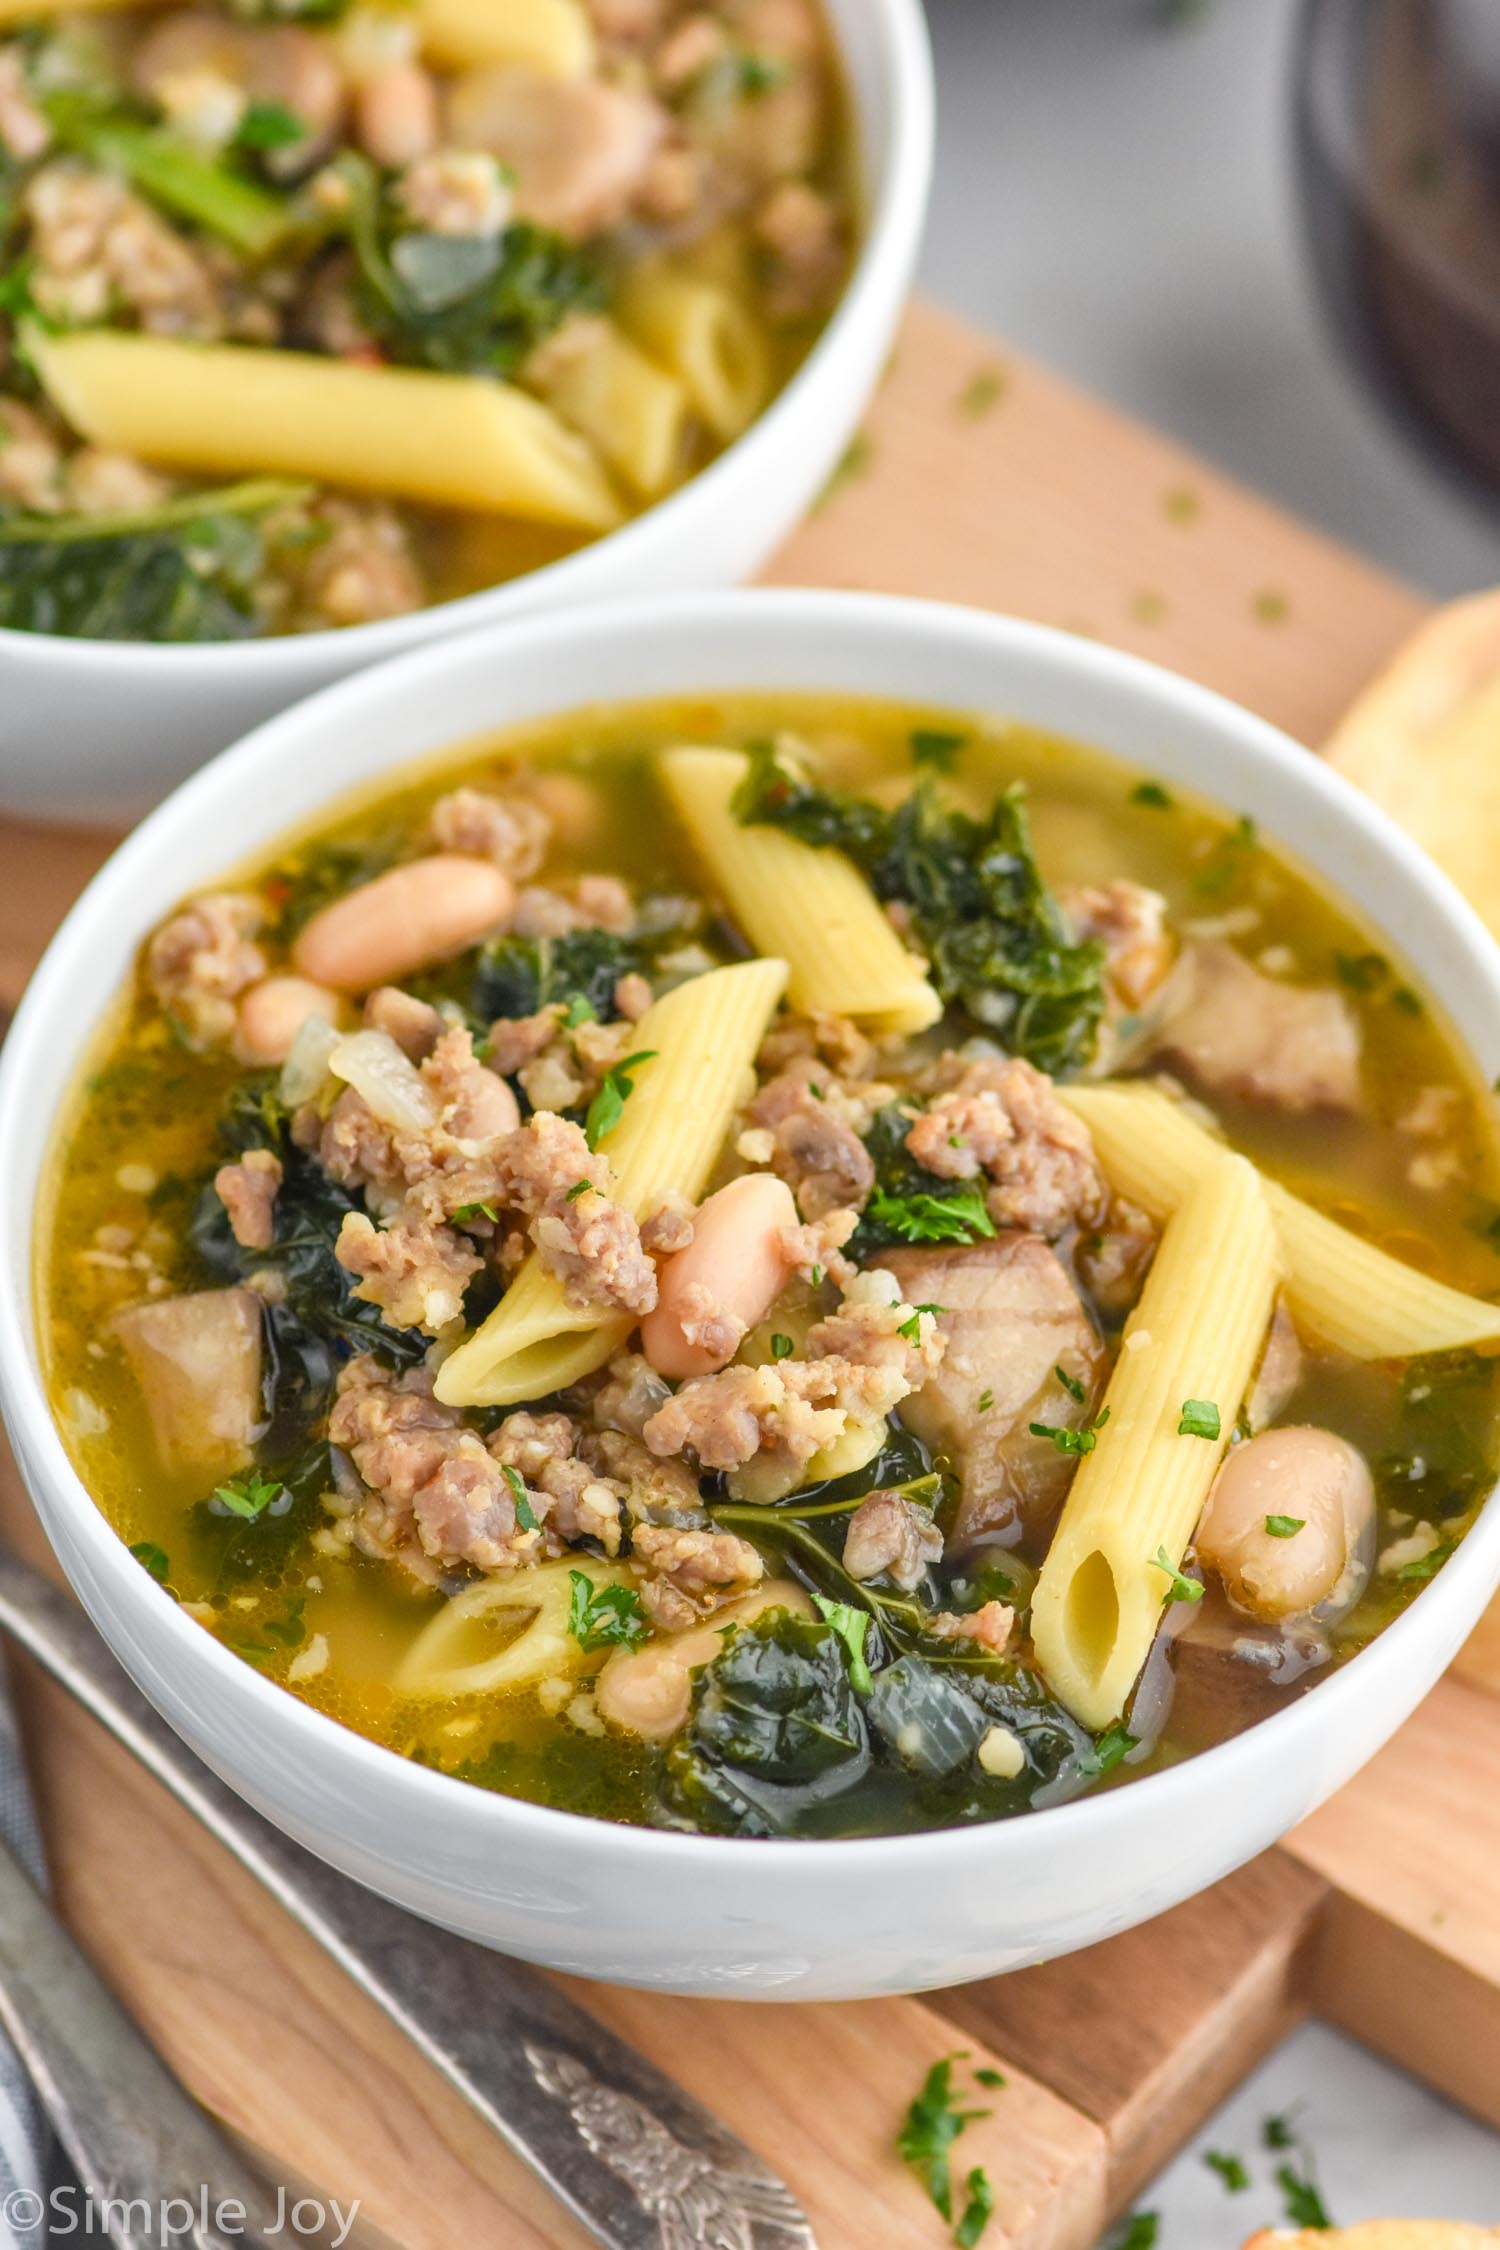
left=113, top=1288, right=263, bottom=1476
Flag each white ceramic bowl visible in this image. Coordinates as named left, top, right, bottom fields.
left=4, top=591, right=1500, bottom=2002
left=0, top=0, right=932, bottom=828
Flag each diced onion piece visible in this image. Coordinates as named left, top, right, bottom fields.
left=867, top=1657, right=989, bottom=1778
left=278, top=1012, right=342, bottom=1108
left=328, top=1028, right=437, bottom=1132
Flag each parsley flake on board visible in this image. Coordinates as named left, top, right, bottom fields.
left=501, top=1465, right=539, bottom=1532
left=566, top=1571, right=648, bottom=1652
left=1265, top=1514, right=1305, bottom=1539
left=1178, top=1398, right=1221, bottom=1440
left=896, top=2055, right=992, bottom=2226
left=584, top=1050, right=656, bottom=1148
left=811, top=1594, right=874, bottom=1694
left=953, top=2167, right=995, bottom=2249
left=1150, top=1546, right=1204, bottom=1605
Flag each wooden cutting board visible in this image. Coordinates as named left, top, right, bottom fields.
left=1, top=297, right=1496, bottom=2250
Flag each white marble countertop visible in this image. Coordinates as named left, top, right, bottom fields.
left=916, top=1, right=1500, bottom=2232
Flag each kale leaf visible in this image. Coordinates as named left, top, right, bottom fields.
left=852, top=1105, right=997, bottom=1256
left=189, top=1077, right=427, bottom=1458
left=0, top=480, right=303, bottom=642
left=339, top=154, right=603, bottom=378
left=732, top=745, right=1107, bottom=1075
left=473, top=927, right=658, bottom=1026
left=660, top=1611, right=870, bottom=1836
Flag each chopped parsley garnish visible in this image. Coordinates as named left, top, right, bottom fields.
left=972, top=2067, right=1006, bottom=2090
left=129, top=1540, right=171, bottom=1585
left=1178, top=1398, right=1221, bottom=1440
left=453, top=1200, right=499, bottom=1224
left=1054, top=1364, right=1086, bottom=1404
left=1195, top=814, right=1259, bottom=896
left=1276, top=2161, right=1333, bottom=2229
left=1263, top=2110, right=1297, bottom=2151
left=976, top=1388, right=994, bottom=1413
left=910, top=727, right=968, bottom=772
left=1029, top=1407, right=1110, bottom=1457
left=211, top=1470, right=286, bottom=1521
left=564, top=1178, right=591, bottom=1202
left=584, top=1050, right=656, bottom=1148
left=501, top=1464, right=539, bottom=1532
left=897, top=1302, right=943, bottom=1343
left=953, top=2167, right=995, bottom=2249
left=811, top=1594, right=873, bottom=1694
left=864, top=1183, right=996, bottom=1247
left=896, top=2055, right=992, bottom=2226
left=733, top=49, right=790, bottom=96
left=1087, top=1722, right=1135, bottom=1774
left=235, top=98, right=306, bottom=150
left=1204, top=2149, right=1249, bottom=2191
left=955, top=365, right=1006, bottom=421
left=770, top=1333, right=795, bottom=1361
left=1150, top=1546, right=1204, bottom=1604
left=1131, top=780, right=1174, bottom=809
left=1395, top=1541, right=1452, bottom=1582
left=562, top=991, right=598, bottom=1027
left=1334, top=949, right=1390, bottom=994
left=566, top=1570, right=648, bottom=1652
left=1265, top=1514, right=1305, bottom=1539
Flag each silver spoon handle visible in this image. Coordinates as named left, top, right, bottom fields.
left=0, top=1550, right=816, bottom=2250
left=0, top=1826, right=287, bottom=2249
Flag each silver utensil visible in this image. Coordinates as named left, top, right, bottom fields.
left=0, top=1824, right=288, bottom=2248
left=0, top=1548, right=818, bottom=2250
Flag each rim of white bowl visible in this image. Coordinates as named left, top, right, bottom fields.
left=0, top=0, right=933, bottom=672
left=6, top=587, right=1500, bottom=1874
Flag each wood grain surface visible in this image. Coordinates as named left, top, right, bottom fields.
left=2, top=294, right=1497, bottom=2250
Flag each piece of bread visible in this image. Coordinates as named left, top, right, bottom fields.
left=1323, top=589, right=1500, bottom=943
left=1243, top=2227, right=1500, bottom=2248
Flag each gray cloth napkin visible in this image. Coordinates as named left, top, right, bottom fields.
left=0, top=1654, right=57, bottom=2249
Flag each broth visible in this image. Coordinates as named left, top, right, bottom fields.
left=39, top=696, right=1500, bottom=1835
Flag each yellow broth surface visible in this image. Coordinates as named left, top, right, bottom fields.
left=38, top=697, right=1500, bottom=1832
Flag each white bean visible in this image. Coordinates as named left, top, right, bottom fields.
left=355, top=62, right=439, bottom=168
left=293, top=855, right=513, bottom=991
left=1196, top=1425, right=1375, bottom=1621
left=639, top=1173, right=799, bottom=1380
left=595, top=1580, right=810, bottom=1739
left=233, top=975, right=343, bottom=1066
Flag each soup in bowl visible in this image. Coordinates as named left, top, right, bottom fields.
left=4, top=593, right=1499, bottom=1997
left=0, top=0, right=930, bottom=819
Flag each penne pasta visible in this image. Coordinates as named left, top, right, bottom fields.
left=393, top=1558, right=631, bottom=1698
left=659, top=747, right=943, bottom=1036
left=416, top=0, right=595, bottom=74
left=616, top=264, right=773, bottom=443
left=1063, top=1082, right=1500, bottom=1359
left=1030, top=1154, right=1282, bottom=1730
left=435, top=957, right=789, bottom=1408
left=0, top=0, right=596, bottom=73
left=25, top=328, right=623, bottom=529
left=525, top=319, right=690, bottom=502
